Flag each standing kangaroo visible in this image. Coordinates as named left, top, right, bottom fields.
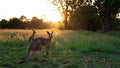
left=29, top=29, right=36, bottom=43
left=26, top=31, right=53, bottom=61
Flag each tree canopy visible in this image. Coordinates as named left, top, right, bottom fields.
left=94, top=0, right=120, bottom=33
left=51, top=0, right=120, bottom=32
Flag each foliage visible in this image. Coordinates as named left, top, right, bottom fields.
left=0, top=16, right=56, bottom=29
left=51, top=0, right=84, bottom=29
left=30, top=17, right=44, bottom=29
left=0, top=19, right=8, bottom=29
left=94, top=0, right=120, bottom=33
left=51, top=0, right=120, bottom=32
left=111, top=19, right=120, bottom=30
left=8, top=18, right=23, bottom=29
left=0, top=0, right=120, bottom=32
left=69, top=5, right=101, bottom=31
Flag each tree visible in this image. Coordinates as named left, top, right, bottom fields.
left=8, top=18, right=23, bottom=29
left=51, top=0, right=71, bottom=29
left=69, top=5, right=100, bottom=31
left=19, top=15, right=29, bottom=29
left=30, top=17, right=44, bottom=29
left=51, top=0, right=80, bottom=29
left=0, top=19, right=8, bottom=29
left=94, top=0, right=120, bottom=33
left=51, top=0, right=94, bottom=29
left=20, top=15, right=28, bottom=22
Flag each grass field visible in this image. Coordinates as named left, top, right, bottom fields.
left=0, top=29, right=120, bottom=68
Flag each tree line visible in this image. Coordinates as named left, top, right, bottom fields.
left=51, top=0, right=120, bottom=33
left=0, top=16, right=56, bottom=29
left=0, top=0, right=120, bottom=33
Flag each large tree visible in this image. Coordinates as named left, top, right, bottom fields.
left=51, top=0, right=84, bottom=29
left=69, top=5, right=100, bottom=31
left=94, top=0, right=120, bottom=33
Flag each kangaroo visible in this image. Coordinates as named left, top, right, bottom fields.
left=29, top=29, right=36, bottom=43
left=26, top=31, right=53, bottom=61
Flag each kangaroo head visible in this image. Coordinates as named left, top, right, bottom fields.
left=47, top=31, right=53, bottom=39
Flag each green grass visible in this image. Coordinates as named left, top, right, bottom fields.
left=0, top=29, right=120, bottom=68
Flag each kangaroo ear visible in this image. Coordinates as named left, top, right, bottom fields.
left=51, top=31, right=54, bottom=34
left=33, top=29, right=36, bottom=33
left=47, top=31, right=50, bottom=34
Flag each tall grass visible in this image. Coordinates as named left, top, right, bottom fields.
left=0, top=29, right=120, bottom=68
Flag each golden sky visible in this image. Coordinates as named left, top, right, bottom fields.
left=0, top=0, right=62, bottom=22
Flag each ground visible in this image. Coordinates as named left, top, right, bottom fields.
left=0, top=29, right=120, bottom=68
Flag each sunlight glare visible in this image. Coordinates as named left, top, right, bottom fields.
left=44, top=10, right=62, bottom=23
left=0, top=0, right=62, bottom=22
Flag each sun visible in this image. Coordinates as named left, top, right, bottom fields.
left=44, top=10, right=62, bottom=23
left=39, top=1, right=62, bottom=23
left=0, top=0, right=63, bottom=23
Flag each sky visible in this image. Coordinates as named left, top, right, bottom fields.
left=0, top=0, right=62, bottom=22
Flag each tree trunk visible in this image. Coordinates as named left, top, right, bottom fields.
left=64, top=15, right=68, bottom=29
left=102, top=14, right=111, bottom=33
left=64, top=11, right=68, bottom=29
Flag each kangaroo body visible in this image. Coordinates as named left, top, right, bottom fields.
left=26, top=31, right=53, bottom=61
